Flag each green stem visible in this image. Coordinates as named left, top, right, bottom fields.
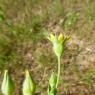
left=56, top=56, right=60, bottom=88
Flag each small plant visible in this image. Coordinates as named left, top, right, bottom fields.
left=1, top=70, right=15, bottom=95
left=64, top=11, right=79, bottom=28
left=47, top=33, right=70, bottom=94
left=22, top=70, right=36, bottom=95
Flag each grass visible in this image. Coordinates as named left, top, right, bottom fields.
left=0, top=0, right=95, bottom=94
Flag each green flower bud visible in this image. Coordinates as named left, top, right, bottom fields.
left=49, top=72, right=57, bottom=88
left=22, top=70, right=36, bottom=95
left=1, top=70, right=15, bottom=95
left=48, top=72, right=57, bottom=95
left=48, top=33, right=70, bottom=57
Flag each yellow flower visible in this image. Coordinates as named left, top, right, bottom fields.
left=48, top=33, right=70, bottom=57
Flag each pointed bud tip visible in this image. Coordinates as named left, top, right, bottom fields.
left=25, top=69, right=30, bottom=77
left=4, top=70, right=8, bottom=73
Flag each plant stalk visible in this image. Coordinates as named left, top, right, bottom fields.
left=56, top=56, right=60, bottom=88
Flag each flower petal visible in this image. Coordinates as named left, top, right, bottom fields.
left=58, top=33, right=64, bottom=44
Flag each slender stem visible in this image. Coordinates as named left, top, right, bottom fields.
left=56, top=56, right=60, bottom=88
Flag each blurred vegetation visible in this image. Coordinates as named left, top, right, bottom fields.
left=0, top=0, right=95, bottom=95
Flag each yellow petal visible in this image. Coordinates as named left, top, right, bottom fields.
left=50, top=34, right=55, bottom=40
left=47, top=33, right=55, bottom=42
left=58, top=33, right=64, bottom=43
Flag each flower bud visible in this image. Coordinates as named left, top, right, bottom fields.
left=22, top=70, right=36, bottom=95
left=49, top=72, right=57, bottom=88
left=48, top=72, right=57, bottom=95
left=1, top=70, right=15, bottom=95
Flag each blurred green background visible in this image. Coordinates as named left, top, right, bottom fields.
left=0, top=0, right=95, bottom=95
